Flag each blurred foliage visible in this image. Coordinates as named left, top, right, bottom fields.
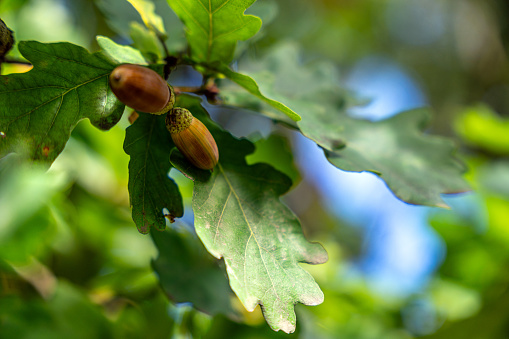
left=0, top=0, right=509, bottom=338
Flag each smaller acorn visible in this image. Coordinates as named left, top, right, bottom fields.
left=166, top=107, right=219, bottom=170
left=109, top=64, right=175, bottom=114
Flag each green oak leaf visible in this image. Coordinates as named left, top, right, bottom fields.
left=151, top=227, right=238, bottom=317
left=167, top=0, right=262, bottom=64
left=96, top=0, right=186, bottom=53
left=209, top=62, right=301, bottom=121
left=234, top=0, right=279, bottom=60
left=129, top=22, right=166, bottom=63
left=96, top=35, right=148, bottom=65
left=325, top=109, right=468, bottom=207
left=219, top=43, right=469, bottom=207
left=246, top=133, right=301, bottom=187
left=123, top=113, right=183, bottom=234
left=170, top=95, right=327, bottom=333
left=0, top=41, right=124, bottom=163
left=126, top=0, right=167, bottom=38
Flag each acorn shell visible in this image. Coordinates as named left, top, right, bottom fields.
left=109, top=64, right=174, bottom=114
left=166, top=108, right=219, bottom=170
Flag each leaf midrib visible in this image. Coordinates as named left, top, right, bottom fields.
left=217, top=163, right=286, bottom=311
left=172, top=0, right=235, bottom=62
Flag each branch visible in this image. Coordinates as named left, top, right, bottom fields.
left=174, top=80, right=220, bottom=104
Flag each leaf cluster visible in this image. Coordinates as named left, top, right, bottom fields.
left=0, top=0, right=469, bottom=333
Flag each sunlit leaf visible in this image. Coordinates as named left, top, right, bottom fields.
left=455, top=104, right=509, bottom=155
left=167, top=0, right=262, bottom=63
left=246, top=133, right=300, bottom=186
left=96, top=35, right=148, bottom=65
left=96, top=0, right=186, bottom=53
left=0, top=156, right=64, bottom=262
left=0, top=41, right=124, bottom=163
left=126, top=0, right=167, bottom=37
left=170, top=95, right=327, bottom=333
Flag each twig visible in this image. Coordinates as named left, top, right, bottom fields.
left=173, top=81, right=221, bottom=104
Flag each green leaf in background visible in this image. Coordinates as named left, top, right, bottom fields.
left=478, top=161, right=509, bottom=198
left=130, top=22, right=165, bottom=63
left=234, top=0, right=279, bottom=59
left=423, top=287, right=509, bottom=339
left=126, top=0, right=167, bottom=38
left=220, top=43, right=469, bottom=207
left=0, top=155, right=65, bottom=262
left=170, top=95, right=327, bottom=333
left=0, top=41, right=124, bottom=163
left=210, top=63, right=301, bottom=121
left=96, top=35, right=148, bottom=65
left=0, top=281, right=113, bottom=339
left=0, top=0, right=29, bottom=13
left=245, top=133, right=300, bottom=187
left=123, top=113, right=183, bottom=234
left=326, top=109, right=469, bottom=207
left=455, top=104, right=509, bottom=155
left=96, top=0, right=186, bottom=53
left=167, top=0, right=262, bottom=63
left=151, top=227, right=238, bottom=317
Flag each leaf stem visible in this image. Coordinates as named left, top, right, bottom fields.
left=157, top=33, right=177, bottom=80
left=173, top=81, right=220, bottom=104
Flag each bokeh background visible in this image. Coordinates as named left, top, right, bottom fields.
left=1, top=0, right=509, bottom=338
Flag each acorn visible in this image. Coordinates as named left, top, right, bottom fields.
left=165, top=107, right=219, bottom=170
left=109, top=64, right=175, bottom=114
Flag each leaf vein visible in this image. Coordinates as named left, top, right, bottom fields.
left=214, top=190, right=231, bottom=245
left=172, top=0, right=208, bottom=37
left=211, top=0, right=231, bottom=14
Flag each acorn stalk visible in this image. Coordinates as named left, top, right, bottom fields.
left=109, top=64, right=175, bottom=114
left=166, top=108, right=219, bottom=170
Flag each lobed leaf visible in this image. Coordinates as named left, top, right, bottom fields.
left=123, top=113, right=183, bottom=234
left=167, top=0, right=262, bottom=64
left=170, top=95, right=327, bottom=333
left=325, top=109, right=469, bottom=207
left=0, top=41, right=124, bottom=163
left=219, top=43, right=469, bottom=207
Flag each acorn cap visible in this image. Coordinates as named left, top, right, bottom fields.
left=166, top=108, right=219, bottom=170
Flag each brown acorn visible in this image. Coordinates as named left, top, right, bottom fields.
left=166, top=107, right=219, bottom=170
left=109, top=64, right=175, bottom=114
